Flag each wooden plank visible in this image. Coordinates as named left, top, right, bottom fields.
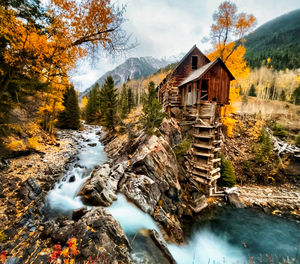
left=193, top=124, right=214, bottom=129
left=193, top=143, right=212, bottom=149
left=210, top=167, right=220, bottom=175
left=193, top=151, right=214, bottom=158
left=211, top=158, right=221, bottom=163
left=192, top=134, right=214, bottom=139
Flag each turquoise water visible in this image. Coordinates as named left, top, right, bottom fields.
left=109, top=195, right=300, bottom=264
left=182, top=207, right=300, bottom=263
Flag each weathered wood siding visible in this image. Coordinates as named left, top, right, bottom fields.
left=199, top=63, right=230, bottom=105
left=172, top=49, right=210, bottom=87
left=159, top=47, right=210, bottom=109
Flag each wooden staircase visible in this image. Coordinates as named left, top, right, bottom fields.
left=186, top=103, right=222, bottom=196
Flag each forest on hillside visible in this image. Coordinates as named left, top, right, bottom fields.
left=245, top=9, right=300, bottom=70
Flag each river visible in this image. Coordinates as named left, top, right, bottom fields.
left=46, top=126, right=300, bottom=264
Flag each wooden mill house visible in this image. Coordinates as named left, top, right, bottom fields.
left=158, top=45, right=234, bottom=197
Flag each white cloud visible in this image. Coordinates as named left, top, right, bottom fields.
left=72, top=0, right=300, bottom=91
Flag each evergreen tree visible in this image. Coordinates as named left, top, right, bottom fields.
left=85, top=83, right=100, bottom=123
left=249, top=84, right=256, bottom=97
left=291, top=85, right=300, bottom=105
left=279, top=90, right=286, bottom=101
left=141, top=81, right=166, bottom=130
left=219, top=154, right=236, bottom=187
left=119, top=84, right=128, bottom=119
left=127, top=87, right=134, bottom=113
left=57, top=85, right=80, bottom=129
left=99, top=76, right=118, bottom=131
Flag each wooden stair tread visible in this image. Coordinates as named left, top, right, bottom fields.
left=193, top=143, right=212, bottom=149
left=192, top=134, right=214, bottom=139
left=194, top=124, right=214, bottom=129
left=211, top=158, right=221, bottom=163
left=192, top=151, right=214, bottom=158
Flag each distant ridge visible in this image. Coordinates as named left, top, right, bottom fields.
left=80, top=56, right=171, bottom=98
left=245, top=9, right=300, bottom=70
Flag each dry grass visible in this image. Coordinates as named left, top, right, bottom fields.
left=234, top=97, right=300, bottom=130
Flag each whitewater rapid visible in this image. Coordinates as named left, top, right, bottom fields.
left=46, top=126, right=107, bottom=215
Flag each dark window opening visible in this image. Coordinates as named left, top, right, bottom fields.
left=201, top=80, right=209, bottom=101
left=188, top=85, right=192, bottom=92
left=192, top=56, right=198, bottom=69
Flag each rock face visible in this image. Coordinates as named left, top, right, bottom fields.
left=79, top=163, right=124, bottom=206
left=42, top=208, right=131, bottom=264
left=79, top=118, right=185, bottom=242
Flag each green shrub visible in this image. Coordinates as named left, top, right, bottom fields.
left=272, top=123, right=288, bottom=137
left=219, top=154, right=236, bottom=187
left=295, top=133, right=300, bottom=147
left=254, top=129, right=273, bottom=163
left=173, top=137, right=192, bottom=162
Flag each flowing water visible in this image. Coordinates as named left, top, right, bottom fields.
left=46, top=126, right=107, bottom=216
left=47, top=126, right=300, bottom=264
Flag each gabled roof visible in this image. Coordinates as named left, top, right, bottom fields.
left=179, top=57, right=235, bottom=87
left=172, top=45, right=210, bottom=74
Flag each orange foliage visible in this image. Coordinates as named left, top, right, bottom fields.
left=208, top=1, right=256, bottom=137
left=50, top=238, right=80, bottom=264
left=1, top=0, right=128, bottom=134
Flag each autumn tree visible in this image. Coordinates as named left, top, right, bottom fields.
left=0, top=0, right=132, bottom=135
left=210, top=1, right=256, bottom=62
left=208, top=1, right=256, bottom=137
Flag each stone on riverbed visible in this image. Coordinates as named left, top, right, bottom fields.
left=78, top=163, right=124, bottom=206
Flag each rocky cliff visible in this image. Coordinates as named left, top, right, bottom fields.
left=80, top=117, right=188, bottom=243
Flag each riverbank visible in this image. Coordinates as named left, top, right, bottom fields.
left=0, top=128, right=78, bottom=231
left=235, top=184, right=300, bottom=220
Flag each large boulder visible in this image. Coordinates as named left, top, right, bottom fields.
left=121, top=173, right=161, bottom=215
left=79, top=162, right=126, bottom=206
left=40, top=208, right=132, bottom=264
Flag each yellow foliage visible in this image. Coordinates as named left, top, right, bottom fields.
left=208, top=43, right=249, bottom=137
left=247, top=120, right=265, bottom=140
left=6, top=139, right=26, bottom=151
left=0, top=230, right=7, bottom=243
left=80, top=96, right=88, bottom=109
left=27, top=137, right=40, bottom=150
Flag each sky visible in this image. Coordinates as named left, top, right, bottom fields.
left=71, top=0, right=300, bottom=91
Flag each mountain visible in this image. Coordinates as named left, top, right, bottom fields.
left=80, top=56, right=170, bottom=98
left=245, top=9, right=300, bottom=70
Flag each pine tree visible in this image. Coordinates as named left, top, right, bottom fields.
left=127, top=87, right=134, bottom=113
left=279, top=90, right=286, bottom=101
left=85, top=83, right=100, bottom=123
left=291, top=85, right=300, bottom=105
left=219, top=154, right=236, bottom=187
left=249, top=84, right=256, bottom=97
left=141, top=81, right=166, bottom=130
left=99, top=76, right=118, bottom=131
left=57, top=85, right=80, bottom=129
left=119, top=84, right=128, bottom=119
